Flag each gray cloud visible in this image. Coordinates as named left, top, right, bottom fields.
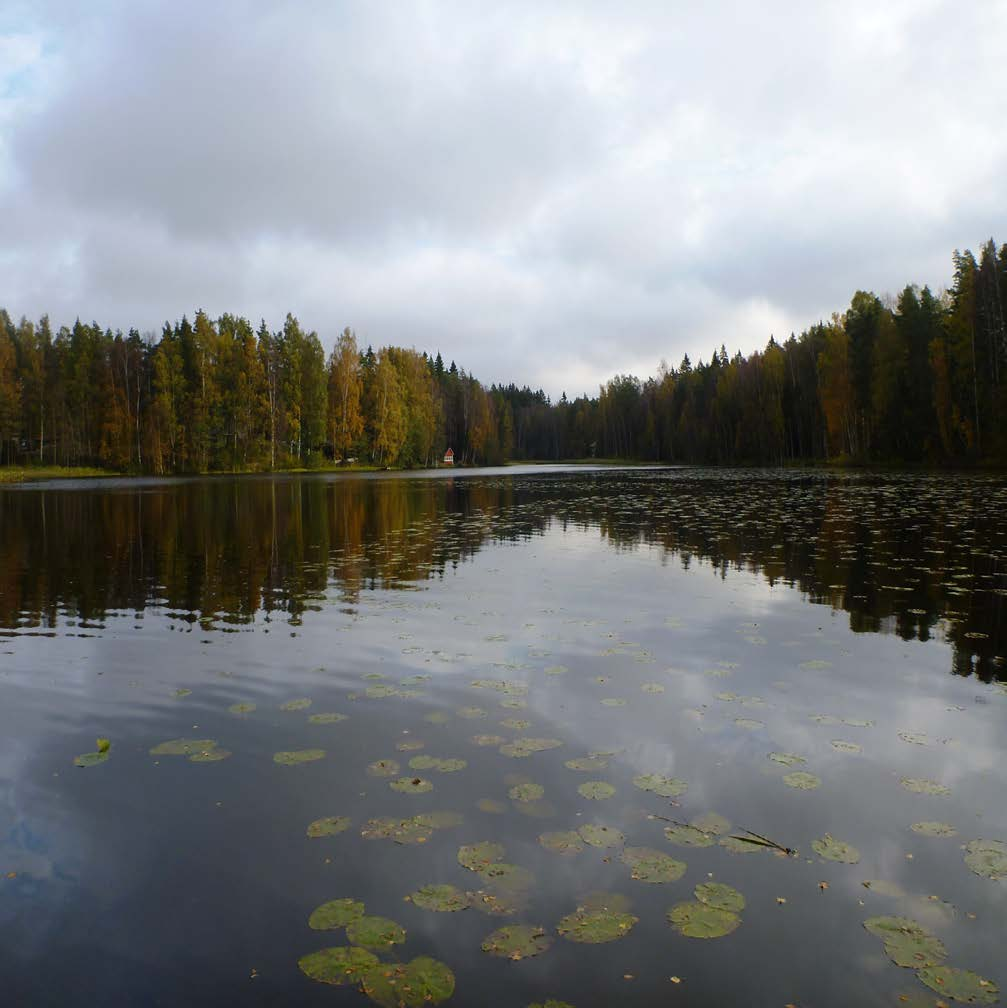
left=2, top=0, right=1005, bottom=397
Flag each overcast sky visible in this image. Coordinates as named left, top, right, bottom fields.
left=2, top=1, right=1005, bottom=398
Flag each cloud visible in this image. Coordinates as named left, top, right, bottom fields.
left=2, top=0, right=1005, bottom=397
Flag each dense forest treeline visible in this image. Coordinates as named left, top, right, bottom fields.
left=1, top=237, right=1005, bottom=471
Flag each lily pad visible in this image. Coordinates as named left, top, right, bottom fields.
left=477, top=798, right=507, bottom=814
left=690, top=813, right=731, bottom=835
left=641, top=682, right=666, bottom=693
left=190, top=747, right=231, bottom=763
left=694, top=882, right=745, bottom=912
left=577, top=824, right=625, bottom=848
left=557, top=908, right=638, bottom=943
left=500, top=719, right=530, bottom=731
left=898, top=731, right=928, bottom=746
left=564, top=756, right=609, bottom=772
left=768, top=752, right=806, bottom=766
left=408, top=884, right=471, bottom=912
left=783, top=771, right=821, bottom=790
left=621, top=847, right=687, bottom=883
left=414, top=811, right=464, bottom=830
left=916, top=966, right=999, bottom=1004
left=663, top=824, right=715, bottom=848
left=509, top=782, right=545, bottom=802
left=911, top=821, right=957, bottom=838
left=298, top=946, right=378, bottom=985
left=173, top=688, right=192, bottom=698
left=457, top=706, right=487, bottom=719
left=812, top=834, right=861, bottom=864
left=309, top=712, right=348, bottom=724
left=309, top=898, right=366, bottom=930
left=74, top=745, right=110, bottom=768
left=734, top=717, right=764, bottom=730
left=409, top=756, right=466, bottom=773
left=577, top=781, right=615, bottom=800
left=472, top=735, right=506, bottom=746
left=900, top=778, right=950, bottom=796
left=539, top=831, right=585, bottom=855
left=280, top=698, right=312, bottom=711
left=360, top=956, right=455, bottom=1008
left=368, top=759, right=401, bottom=777
left=390, top=776, right=432, bottom=794
left=396, top=740, right=424, bottom=751
left=600, top=698, right=626, bottom=707
left=718, top=835, right=769, bottom=855
left=632, top=773, right=688, bottom=798
left=345, top=915, right=406, bottom=949
left=307, top=816, right=351, bottom=838
left=831, top=740, right=862, bottom=754
left=478, top=863, right=534, bottom=891
left=150, top=738, right=218, bottom=756
left=229, top=702, right=256, bottom=714
left=667, top=901, right=740, bottom=938
left=458, top=841, right=505, bottom=871
left=964, top=839, right=1007, bottom=880
left=424, top=711, right=450, bottom=724
left=481, top=924, right=552, bottom=959
left=864, top=916, right=947, bottom=968
left=500, top=737, right=563, bottom=758
left=361, top=817, right=433, bottom=844
left=367, top=685, right=401, bottom=699
left=274, top=749, right=326, bottom=766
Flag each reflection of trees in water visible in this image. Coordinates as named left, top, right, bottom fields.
left=0, top=471, right=1003, bottom=682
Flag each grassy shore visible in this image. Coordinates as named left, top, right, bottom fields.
left=0, top=465, right=123, bottom=484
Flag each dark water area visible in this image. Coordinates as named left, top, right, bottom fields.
left=1, top=466, right=1005, bottom=1007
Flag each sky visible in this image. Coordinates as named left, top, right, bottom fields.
left=1, top=1, right=1005, bottom=400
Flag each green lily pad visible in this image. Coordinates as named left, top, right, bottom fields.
left=409, top=756, right=466, bottom=773
left=280, top=698, right=312, bottom=711
left=424, top=711, right=450, bottom=724
left=481, top=924, right=552, bottom=959
left=500, top=719, right=530, bottom=731
left=900, top=778, right=950, bottom=796
left=361, top=817, right=433, bottom=844
left=911, top=822, right=958, bottom=838
left=529, top=1001, right=574, bottom=1008
left=964, top=839, right=1007, bottom=880
left=307, top=816, right=351, bottom=838
left=916, top=966, right=999, bottom=1004
left=345, top=915, right=406, bottom=949
left=229, top=702, right=256, bottom=714
left=366, top=685, right=400, bottom=699
left=74, top=749, right=110, bottom=768
left=663, top=824, right=715, bottom=848
left=478, top=863, right=534, bottom=891
left=368, top=759, right=401, bottom=777
left=500, top=737, right=563, bottom=758
left=899, top=731, right=928, bottom=746
left=864, top=917, right=947, bottom=968
left=577, top=781, right=615, bottom=800
left=667, top=901, right=740, bottom=938
left=632, top=773, right=688, bottom=797
left=577, top=824, right=625, bottom=848
left=509, top=782, right=545, bottom=802
left=190, top=747, right=231, bottom=763
left=309, top=898, right=366, bottom=930
left=564, top=756, right=610, bottom=771
left=641, top=682, right=666, bottom=693
left=539, top=831, right=585, bottom=855
left=173, top=688, right=192, bottom=698
left=274, top=749, right=326, bottom=765
left=812, top=834, right=861, bottom=864
left=783, top=771, right=821, bottom=790
left=718, top=835, right=768, bottom=855
left=544, top=666, right=568, bottom=676
left=396, top=739, right=424, bottom=751
left=457, top=706, right=487, bottom=719
left=458, top=841, right=505, bottom=871
left=477, top=798, right=507, bottom=814
left=600, top=698, right=626, bottom=707
left=694, top=882, right=745, bottom=912
left=621, top=847, right=686, bottom=883
left=557, top=908, right=638, bottom=943
left=408, top=884, right=471, bottom=912
left=414, top=811, right=463, bottom=830
left=768, top=752, right=806, bottom=766
left=472, top=735, right=506, bottom=746
left=360, top=956, right=455, bottom=1008
left=309, top=712, right=348, bottom=724
left=390, top=776, right=432, bottom=794
left=831, top=740, right=862, bottom=753
left=690, top=813, right=731, bottom=835
left=298, top=946, right=378, bottom=985
left=150, top=738, right=218, bottom=756
left=734, top=717, right=764, bottom=730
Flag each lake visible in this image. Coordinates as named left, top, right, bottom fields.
left=1, top=465, right=1004, bottom=1007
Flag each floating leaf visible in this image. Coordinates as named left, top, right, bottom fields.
left=663, top=824, right=715, bottom=848
left=424, top=711, right=450, bottom=724
left=74, top=749, right=110, bottom=768
left=477, top=798, right=507, bottom=814
left=641, top=682, right=666, bottom=693
left=632, top=773, right=688, bottom=798
left=95, top=737, right=111, bottom=753
left=307, top=816, right=351, bottom=838
left=298, top=946, right=378, bottom=986
left=564, top=756, right=609, bottom=772
left=539, top=831, right=584, bottom=855
left=150, top=738, right=218, bottom=756
left=500, top=737, right=563, bottom=758
left=408, top=884, right=470, bottom=912
left=457, top=706, right=487, bottom=719
left=390, top=776, right=432, bottom=794
left=458, top=841, right=505, bottom=871
left=361, top=817, right=433, bottom=844
left=396, top=740, right=424, bottom=752
left=667, top=901, right=740, bottom=938
left=478, top=864, right=535, bottom=892
left=963, top=839, right=1007, bottom=880
left=367, top=685, right=400, bottom=699
left=898, top=731, right=928, bottom=746
left=189, top=747, right=231, bottom=763
left=471, top=735, right=506, bottom=747
left=694, top=882, right=745, bottom=912
left=577, top=824, right=625, bottom=848
left=544, top=666, right=568, bottom=676
left=900, top=778, right=950, bottom=796
left=368, top=759, right=401, bottom=777
left=864, top=917, right=947, bottom=968
left=500, top=719, right=530, bottom=731
left=173, top=688, right=192, bottom=698
left=345, top=915, right=406, bottom=949
left=916, top=966, right=999, bottom=1004
left=768, top=752, right=806, bottom=766
left=577, top=781, right=615, bottom=800
left=414, top=811, right=463, bottom=830
left=274, top=749, right=325, bottom=766
left=557, top=908, right=638, bottom=943
left=812, top=834, right=861, bottom=864
left=783, top=771, right=821, bottom=790
left=734, top=717, right=764, bottom=730
left=409, top=756, right=466, bottom=773
left=690, top=813, right=731, bottom=835
left=229, top=702, right=256, bottom=714
left=509, top=782, right=545, bottom=802
left=911, top=821, right=957, bottom=838
left=621, top=847, right=686, bottom=883
left=718, top=835, right=768, bottom=855
left=309, top=898, right=366, bottom=930
left=831, top=740, right=862, bottom=753
left=309, top=712, right=347, bottom=724
left=361, top=956, right=455, bottom=1007
left=481, top=924, right=552, bottom=959
left=280, top=698, right=312, bottom=711
left=600, top=698, right=626, bottom=707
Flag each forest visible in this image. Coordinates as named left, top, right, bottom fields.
left=0, top=237, right=1005, bottom=472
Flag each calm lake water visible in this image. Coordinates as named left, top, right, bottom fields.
left=1, top=466, right=1005, bottom=1007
